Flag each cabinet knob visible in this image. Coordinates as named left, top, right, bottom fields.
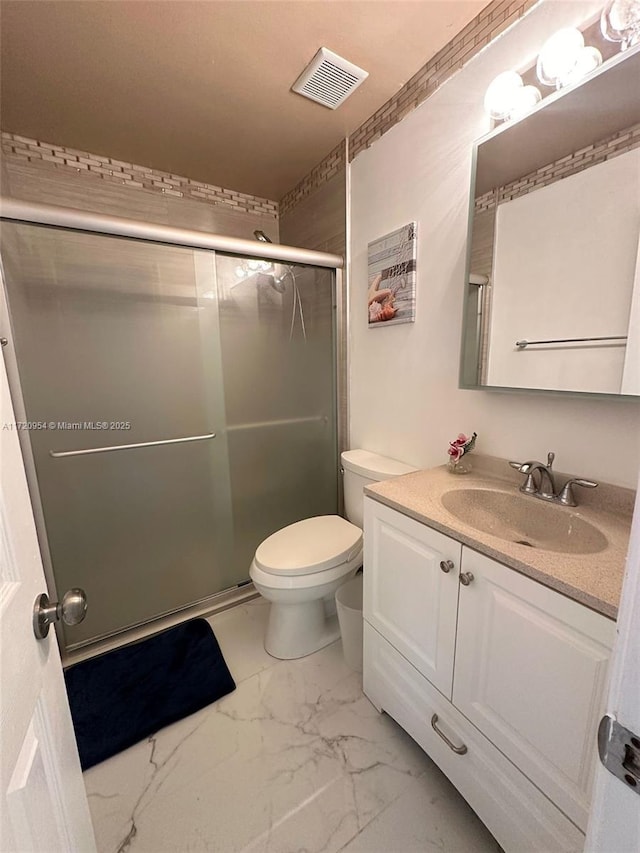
left=439, top=559, right=454, bottom=573
left=459, top=572, right=474, bottom=586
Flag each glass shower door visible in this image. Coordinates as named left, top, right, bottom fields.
left=216, top=256, right=338, bottom=577
left=1, top=223, right=234, bottom=647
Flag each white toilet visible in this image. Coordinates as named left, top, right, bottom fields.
left=249, top=449, right=416, bottom=659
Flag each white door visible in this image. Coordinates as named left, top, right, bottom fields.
left=363, top=498, right=460, bottom=698
left=585, top=473, right=640, bottom=853
left=0, top=352, right=96, bottom=852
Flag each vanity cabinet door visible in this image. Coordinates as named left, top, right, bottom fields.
left=453, top=548, right=615, bottom=831
left=363, top=498, right=461, bottom=698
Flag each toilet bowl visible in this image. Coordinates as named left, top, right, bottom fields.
left=249, top=449, right=416, bottom=660
left=250, top=515, right=362, bottom=659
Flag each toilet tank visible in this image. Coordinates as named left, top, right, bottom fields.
left=341, top=449, right=417, bottom=529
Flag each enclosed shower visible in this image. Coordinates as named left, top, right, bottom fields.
left=0, top=201, right=342, bottom=655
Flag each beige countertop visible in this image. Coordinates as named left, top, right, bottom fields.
left=365, top=455, right=635, bottom=620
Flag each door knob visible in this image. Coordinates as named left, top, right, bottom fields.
left=459, top=572, right=474, bottom=586
left=33, top=588, right=87, bottom=639
left=440, top=560, right=455, bottom=573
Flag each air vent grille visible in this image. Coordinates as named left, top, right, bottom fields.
left=292, top=48, right=368, bottom=110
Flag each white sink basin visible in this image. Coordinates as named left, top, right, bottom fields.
left=441, top=488, right=608, bottom=554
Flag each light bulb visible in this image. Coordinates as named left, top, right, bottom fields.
left=508, top=85, right=542, bottom=119
left=536, top=28, right=584, bottom=87
left=234, top=265, right=247, bottom=279
left=247, top=259, right=260, bottom=271
left=557, top=46, right=602, bottom=87
left=601, top=0, right=640, bottom=49
left=484, top=71, right=524, bottom=120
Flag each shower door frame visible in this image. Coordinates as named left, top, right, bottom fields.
left=0, top=198, right=347, bottom=663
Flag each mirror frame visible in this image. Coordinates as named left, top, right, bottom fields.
left=460, top=43, right=640, bottom=402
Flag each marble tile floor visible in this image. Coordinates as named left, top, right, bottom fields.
left=84, top=599, right=501, bottom=853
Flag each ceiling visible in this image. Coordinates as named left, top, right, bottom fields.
left=0, top=1, right=488, bottom=201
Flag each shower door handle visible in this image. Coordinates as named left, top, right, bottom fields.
left=33, top=588, right=88, bottom=639
left=49, top=432, right=216, bottom=458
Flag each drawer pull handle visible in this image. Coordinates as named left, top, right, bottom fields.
left=439, top=560, right=454, bottom=573
left=459, top=572, right=474, bottom=586
left=431, top=714, right=468, bottom=755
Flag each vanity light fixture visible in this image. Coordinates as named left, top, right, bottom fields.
left=483, top=71, right=541, bottom=122
left=601, top=0, right=640, bottom=50
left=536, top=27, right=602, bottom=89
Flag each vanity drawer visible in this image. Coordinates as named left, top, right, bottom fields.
left=364, top=622, right=584, bottom=853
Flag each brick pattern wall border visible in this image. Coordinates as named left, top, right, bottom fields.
left=1, top=132, right=279, bottom=219
left=279, top=141, right=346, bottom=217
left=280, top=0, right=537, bottom=214
left=474, top=122, right=640, bottom=211
left=349, top=0, right=538, bottom=161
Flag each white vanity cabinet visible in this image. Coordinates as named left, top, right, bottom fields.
left=363, top=497, right=615, bottom=853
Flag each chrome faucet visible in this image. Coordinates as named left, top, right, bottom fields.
left=510, top=451, right=556, bottom=499
left=509, top=451, right=598, bottom=506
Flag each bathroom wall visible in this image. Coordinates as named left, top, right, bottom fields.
left=1, top=132, right=279, bottom=241
left=349, top=0, right=640, bottom=488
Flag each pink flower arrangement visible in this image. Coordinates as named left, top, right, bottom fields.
left=447, top=432, right=477, bottom=463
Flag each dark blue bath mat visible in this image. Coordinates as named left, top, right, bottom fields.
left=64, top=618, right=235, bottom=770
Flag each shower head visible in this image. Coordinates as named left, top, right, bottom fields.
left=253, top=230, right=272, bottom=243
left=268, top=274, right=287, bottom=294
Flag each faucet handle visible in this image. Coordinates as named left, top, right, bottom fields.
left=547, top=451, right=555, bottom=469
left=509, top=461, right=525, bottom=471
left=557, top=478, right=598, bottom=507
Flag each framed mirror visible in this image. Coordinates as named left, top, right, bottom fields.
left=461, top=44, right=640, bottom=398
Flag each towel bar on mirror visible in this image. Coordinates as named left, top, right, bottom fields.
left=515, top=335, right=627, bottom=349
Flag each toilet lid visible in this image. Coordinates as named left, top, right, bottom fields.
left=255, top=515, right=363, bottom=576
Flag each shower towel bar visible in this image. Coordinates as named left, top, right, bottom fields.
left=50, top=432, right=216, bottom=458
left=516, top=336, right=628, bottom=349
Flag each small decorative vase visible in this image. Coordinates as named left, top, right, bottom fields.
left=448, top=456, right=472, bottom=474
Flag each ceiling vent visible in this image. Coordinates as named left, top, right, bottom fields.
left=292, top=47, right=368, bottom=110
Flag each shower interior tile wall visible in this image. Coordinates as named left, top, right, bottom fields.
left=1, top=132, right=278, bottom=217
left=0, top=134, right=280, bottom=242
left=84, top=600, right=501, bottom=853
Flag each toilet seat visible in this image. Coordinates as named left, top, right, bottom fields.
left=254, top=515, right=362, bottom=576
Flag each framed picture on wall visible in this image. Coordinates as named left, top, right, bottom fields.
left=367, top=222, right=417, bottom=327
